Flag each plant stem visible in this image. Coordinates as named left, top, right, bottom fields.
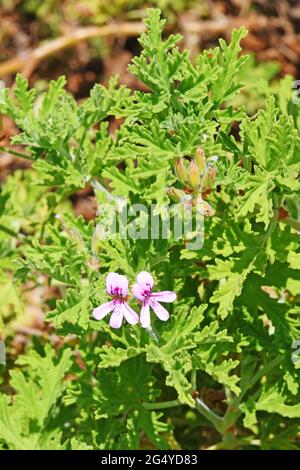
left=207, top=437, right=261, bottom=450
left=195, top=397, right=225, bottom=434
left=143, top=399, right=181, bottom=410
left=0, top=145, right=34, bottom=161
left=191, top=369, right=197, bottom=391
left=281, top=217, right=300, bottom=232
left=0, top=223, right=31, bottom=245
left=146, top=325, right=159, bottom=343
left=143, top=396, right=225, bottom=434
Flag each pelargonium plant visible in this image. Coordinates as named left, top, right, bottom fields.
left=0, top=9, right=299, bottom=450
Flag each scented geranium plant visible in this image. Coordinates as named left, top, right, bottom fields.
left=0, top=8, right=300, bottom=450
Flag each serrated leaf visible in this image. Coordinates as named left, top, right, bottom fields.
left=0, top=346, right=72, bottom=449
left=257, top=384, right=300, bottom=418
left=47, top=288, right=90, bottom=330
left=99, top=346, right=144, bottom=368
left=208, top=247, right=259, bottom=319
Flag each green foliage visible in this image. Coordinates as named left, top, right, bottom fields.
left=0, top=345, right=72, bottom=449
left=0, top=8, right=299, bottom=450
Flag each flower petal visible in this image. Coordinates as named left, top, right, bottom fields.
left=140, top=303, right=151, bottom=328
left=137, top=271, right=154, bottom=289
left=92, top=300, right=114, bottom=320
left=109, top=303, right=124, bottom=329
left=106, top=272, right=119, bottom=295
left=106, top=272, right=128, bottom=297
left=132, top=283, right=146, bottom=301
left=151, top=291, right=176, bottom=303
left=116, top=274, right=129, bottom=297
left=150, top=300, right=170, bottom=321
left=123, top=302, right=139, bottom=325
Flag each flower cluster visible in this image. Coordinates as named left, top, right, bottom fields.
left=93, top=271, right=176, bottom=329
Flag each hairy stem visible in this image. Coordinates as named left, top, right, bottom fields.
left=0, top=145, right=34, bottom=161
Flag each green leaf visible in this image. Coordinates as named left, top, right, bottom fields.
left=208, top=247, right=259, bottom=319
left=146, top=343, right=194, bottom=407
left=0, top=346, right=72, bottom=449
left=14, top=74, right=36, bottom=114
left=212, top=27, right=248, bottom=104
left=257, top=384, right=300, bottom=418
left=47, top=288, right=90, bottom=330
left=237, top=169, right=275, bottom=227
left=99, top=346, right=144, bottom=368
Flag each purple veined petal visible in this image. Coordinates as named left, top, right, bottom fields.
left=106, top=272, right=129, bottom=297
left=140, top=303, right=151, bottom=328
left=109, top=302, right=124, bottom=329
left=150, top=300, right=170, bottom=321
left=93, top=300, right=115, bottom=320
left=116, top=274, right=129, bottom=297
left=106, top=272, right=119, bottom=295
left=151, top=291, right=176, bottom=303
left=122, top=302, right=139, bottom=325
left=136, top=271, right=154, bottom=289
left=132, top=283, right=146, bottom=301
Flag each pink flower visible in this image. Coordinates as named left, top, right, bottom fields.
left=133, top=271, right=176, bottom=328
left=93, top=273, right=139, bottom=329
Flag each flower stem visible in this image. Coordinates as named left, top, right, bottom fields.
left=146, top=325, right=159, bottom=342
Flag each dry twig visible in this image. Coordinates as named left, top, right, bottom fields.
left=0, top=15, right=284, bottom=78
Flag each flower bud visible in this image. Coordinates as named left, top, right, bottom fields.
left=189, top=160, right=201, bottom=190
left=166, top=187, right=185, bottom=203
left=195, top=147, right=206, bottom=173
left=175, top=158, right=189, bottom=185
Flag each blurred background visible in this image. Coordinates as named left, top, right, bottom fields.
left=1, top=0, right=299, bottom=92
